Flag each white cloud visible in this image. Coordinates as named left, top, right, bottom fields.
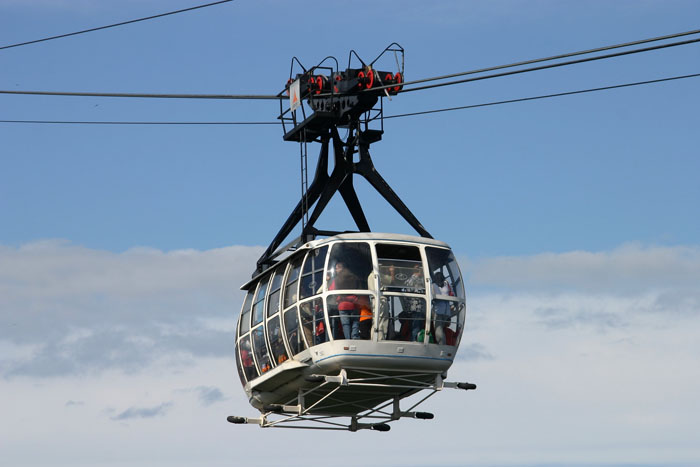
left=0, top=239, right=263, bottom=377
left=112, top=402, right=173, bottom=421
left=466, top=243, right=700, bottom=295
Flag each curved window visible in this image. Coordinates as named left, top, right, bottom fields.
left=326, top=243, right=372, bottom=291
left=299, top=246, right=328, bottom=299
left=267, top=268, right=284, bottom=318
left=251, top=277, right=269, bottom=327
left=235, top=340, right=246, bottom=386
left=239, top=334, right=258, bottom=381
left=376, top=244, right=425, bottom=294
left=238, top=288, right=255, bottom=336
left=252, top=326, right=272, bottom=374
left=283, top=306, right=305, bottom=356
left=299, top=298, right=328, bottom=347
left=267, top=315, right=289, bottom=364
left=426, top=247, right=466, bottom=347
left=283, top=255, right=304, bottom=309
left=426, top=247, right=465, bottom=300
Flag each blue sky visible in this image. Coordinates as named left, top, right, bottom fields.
left=1, top=1, right=699, bottom=466
left=2, top=0, right=698, bottom=256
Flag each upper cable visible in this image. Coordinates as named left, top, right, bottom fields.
left=0, top=0, right=234, bottom=51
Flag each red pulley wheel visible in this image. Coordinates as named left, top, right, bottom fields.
left=357, top=71, right=365, bottom=89
left=393, top=72, right=403, bottom=93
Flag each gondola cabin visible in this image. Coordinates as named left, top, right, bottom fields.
left=232, top=234, right=469, bottom=430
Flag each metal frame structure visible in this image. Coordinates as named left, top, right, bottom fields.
left=255, top=45, right=429, bottom=275
left=228, top=368, right=476, bottom=432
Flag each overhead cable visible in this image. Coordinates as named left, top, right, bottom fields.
left=392, top=36, right=700, bottom=94
left=374, top=28, right=700, bottom=92
left=386, top=73, right=700, bottom=119
left=3, top=72, right=697, bottom=125
left=0, top=0, right=234, bottom=51
left=0, top=120, right=279, bottom=125
left=3, top=31, right=699, bottom=101
left=0, top=90, right=278, bottom=100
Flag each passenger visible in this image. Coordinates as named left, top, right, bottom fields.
left=397, top=310, right=412, bottom=341
left=272, top=327, right=288, bottom=363
left=368, top=269, right=389, bottom=340
left=240, top=341, right=256, bottom=379
left=299, top=303, right=313, bottom=347
left=315, top=320, right=326, bottom=344
left=326, top=271, right=343, bottom=339
left=409, top=299, right=426, bottom=342
left=404, top=263, right=423, bottom=293
left=314, top=300, right=327, bottom=345
left=432, top=271, right=454, bottom=345
left=404, top=264, right=425, bottom=341
left=358, top=295, right=372, bottom=340
left=288, top=329, right=300, bottom=354
left=333, top=260, right=361, bottom=339
left=241, top=348, right=254, bottom=369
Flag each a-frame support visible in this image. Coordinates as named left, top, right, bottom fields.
left=256, top=124, right=431, bottom=274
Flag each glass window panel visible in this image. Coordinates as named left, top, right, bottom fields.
left=299, top=298, right=328, bottom=347
left=454, top=302, right=466, bottom=347
left=327, top=243, right=371, bottom=291
left=238, top=288, right=255, bottom=336
left=432, top=300, right=465, bottom=346
left=426, top=247, right=466, bottom=346
left=267, top=315, right=289, bottom=365
left=283, top=306, right=305, bottom=356
left=269, top=268, right=284, bottom=293
left=239, top=334, right=258, bottom=381
left=380, top=295, right=427, bottom=343
left=251, top=277, right=269, bottom=326
left=252, top=326, right=272, bottom=374
left=426, top=247, right=465, bottom=300
left=299, top=246, right=328, bottom=299
left=326, top=294, right=373, bottom=340
left=283, top=255, right=304, bottom=309
left=235, top=340, right=247, bottom=386
left=377, top=260, right=425, bottom=294
left=267, top=288, right=281, bottom=319
left=266, top=268, right=284, bottom=318
left=376, top=243, right=425, bottom=294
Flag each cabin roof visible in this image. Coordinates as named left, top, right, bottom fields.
left=240, top=232, right=452, bottom=290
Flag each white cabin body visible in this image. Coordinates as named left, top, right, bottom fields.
left=235, top=233, right=466, bottom=415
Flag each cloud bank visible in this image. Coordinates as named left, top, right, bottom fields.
left=0, top=240, right=262, bottom=377
left=1, top=240, right=698, bottom=380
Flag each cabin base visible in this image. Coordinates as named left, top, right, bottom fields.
left=228, top=367, right=476, bottom=431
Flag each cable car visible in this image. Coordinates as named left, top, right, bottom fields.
left=228, top=45, right=476, bottom=431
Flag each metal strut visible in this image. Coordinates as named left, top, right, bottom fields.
left=256, top=124, right=432, bottom=274
left=300, top=128, right=310, bottom=230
